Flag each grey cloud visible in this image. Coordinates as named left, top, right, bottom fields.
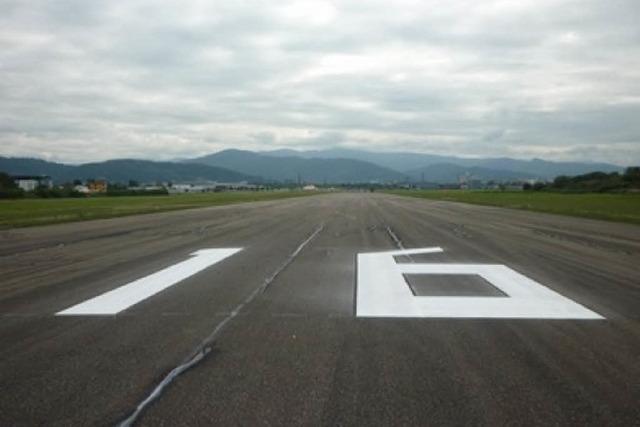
left=295, top=131, right=346, bottom=146
left=483, top=129, right=505, bottom=142
left=250, top=131, right=277, bottom=144
left=0, top=0, right=639, bottom=165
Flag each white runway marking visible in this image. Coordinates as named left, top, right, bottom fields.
left=56, top=248, right=242, bottom=316
left=356, top=248, right=603, bottom=319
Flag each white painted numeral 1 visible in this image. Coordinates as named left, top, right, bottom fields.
left=57, top=248, right=242, bottom=316
left=356, top=247, right=603, bottom=319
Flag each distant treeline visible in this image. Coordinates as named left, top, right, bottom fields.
left=104, top=183, right=168, bottom=197
left=524, top=167, right=640, bottom=192
left=0, top=172, right=169, bottom=199
left=0, top=172, right=30, bottom=198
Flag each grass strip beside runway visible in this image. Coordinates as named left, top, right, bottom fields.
left=0, top=191, right=320, bottom=228
left=385, top=190, right=640, bottom=225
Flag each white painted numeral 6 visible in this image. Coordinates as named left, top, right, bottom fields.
left=356, top=247, right=603, bottom=319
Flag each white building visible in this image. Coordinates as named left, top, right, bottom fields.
left=167, top=181, right=263, bottom=194
left=11, top=175, right=52, bottom=191
left=74, top=185, right=90, bottom=194
left=168, top=184, right=205, bottom=194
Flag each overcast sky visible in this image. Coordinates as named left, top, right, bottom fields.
left=1, top=0, right=639, bottom=165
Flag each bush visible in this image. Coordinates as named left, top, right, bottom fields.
left=0, top=189, right=24, bottom=199
left=0, top=172, right=25, bottom=199
left=549, top=169, right=639, bottom=192
left=33, top=186, right=84, bottom=198
left=624, top=167, right=640, bottom=185
left=106, top=188, right=169, bottom=197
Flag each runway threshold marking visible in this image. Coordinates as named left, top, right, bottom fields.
left=56, top=248, right=242, bottom=316
left=356, top=247, right=603, bottom=319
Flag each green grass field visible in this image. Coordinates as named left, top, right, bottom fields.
left=385, top=190, right=640, bottom=225
left=0, top=190, right=319, bottom=228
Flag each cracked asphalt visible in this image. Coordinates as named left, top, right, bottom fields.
left=1, top=192, right=639, bottom=426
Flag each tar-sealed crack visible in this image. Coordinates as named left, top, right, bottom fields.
left=385, top=225, right=405, bottom=250
left=117, top=223, right=325, bottom=427
left=385, top=225, right=416, bottom=263
left=260, top=223, right=325, bottom=294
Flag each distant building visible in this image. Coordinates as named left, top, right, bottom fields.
left=11, top=175, right=52, bottom=191
left=167, top=181, right=263, bottom=194
left=74, top=185, right=90, bottom=194
left=129, top=185, right=164, bottom=192
left=87, top=179, right=108, bottom=193
left=303, top=184, right=318, bottom=191
left=168, top=184, right=203, bottom=194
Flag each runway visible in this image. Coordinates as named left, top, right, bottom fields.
left=1, top=192, right=639, bottom=426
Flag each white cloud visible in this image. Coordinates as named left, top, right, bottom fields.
left=0, top=0, right=639, bottom=165
left=279, top=1, right=338, bottom=27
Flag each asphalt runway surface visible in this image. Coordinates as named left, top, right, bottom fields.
left=1, top=192, right=639, bottom=426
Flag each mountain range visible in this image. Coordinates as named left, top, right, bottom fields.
left=187, top=150, right=405, bottom=183
left=0, top=148, right=624, bottom=185
left=186, top=149, right=621, bottom=183
left=0, top=157, right=254, bottom=184
left=258, top=148, right=621, bottom=179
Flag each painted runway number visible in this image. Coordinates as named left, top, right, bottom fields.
left=57, top=248, right=242, bottom=316
left=356, top=247, right=603, bottom=319
left=56, top=245, right=602, bottom=319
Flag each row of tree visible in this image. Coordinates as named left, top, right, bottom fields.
left=0, top=173, right=85, bottom=198
left=0, top=173, right=170, bottom=199
left=524, top=167, right=640, bottom=192
left=0, top=173, right=29, bottom=198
